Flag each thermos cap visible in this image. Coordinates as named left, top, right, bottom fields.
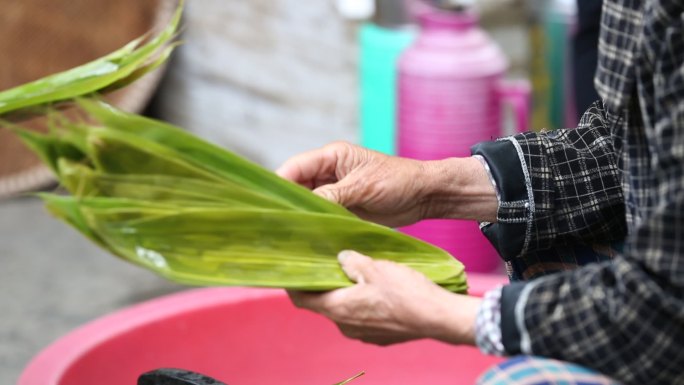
left=428, top=0, right=475, bottom=11
left=373, top=0, right=413, bottom=27
left=335, top=0, right=375, bottom=20
left=336, top=0, right=415, bottom=27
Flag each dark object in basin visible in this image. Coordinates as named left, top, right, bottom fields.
left=138, top=368, right=227, bottom=385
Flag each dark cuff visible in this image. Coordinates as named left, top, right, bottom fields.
left=471, top=139, right=528, bottom=261
left=500, top=281, right=527, bottom=355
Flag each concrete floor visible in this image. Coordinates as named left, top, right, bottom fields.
left=0, top=197, right=184, bottom=385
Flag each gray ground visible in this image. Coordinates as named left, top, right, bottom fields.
left=0, top=197, right=184, bottom=385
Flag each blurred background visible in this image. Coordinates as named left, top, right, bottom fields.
left=0, top=0, right=595, bottom=383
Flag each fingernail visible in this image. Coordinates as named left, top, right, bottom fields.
left=338, top=250, right=355, bottom=263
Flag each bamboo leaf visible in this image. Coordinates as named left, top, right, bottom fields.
left=39, top=194, right=107, bottom=248
left=8, top=126, right=87, bottom=174
left=47, top=196, right=466, bottom=292
left=15, top=102, right=469, bottom=292
left=77, top=99, right=353, bottom=216
left=57, top=160, right=292, bottom=210
left=0, top=0, right=183, bottom=117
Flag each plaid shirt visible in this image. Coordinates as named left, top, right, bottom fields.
left=471, top=1, right=684, bottom=384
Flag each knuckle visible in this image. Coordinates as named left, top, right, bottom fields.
left=351, top=177, right=373, bottom=197
left=331, top=141, right=367, bottom=166
left=325, top=187, right=341, bottom=202
left=325, top=140, right=354, bottom=154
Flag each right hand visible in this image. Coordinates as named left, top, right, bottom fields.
left=288, top=250, right=480, bottom=346
left=276, top=142, right=498, bottom=227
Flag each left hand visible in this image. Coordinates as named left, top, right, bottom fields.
left=288, top=250, right=481, bottom=346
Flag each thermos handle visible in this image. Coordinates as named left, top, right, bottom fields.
left=498, top=79, right=532, bottom=134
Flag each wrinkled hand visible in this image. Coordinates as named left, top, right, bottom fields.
left=276, top=142, right=434, bottom=227
left=277, top=142, right=498, bottom=226
left=288, top=250, right=480, bottom=346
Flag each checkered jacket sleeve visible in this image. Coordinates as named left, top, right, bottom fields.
left=471, top=101, right=627, bottom=261
left=473, top=2, right=684, bottom=384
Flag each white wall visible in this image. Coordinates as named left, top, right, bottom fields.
left=153, top=0, right=527, bottom=169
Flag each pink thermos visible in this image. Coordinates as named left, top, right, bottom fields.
left=397, top=6, right=530, bottom=272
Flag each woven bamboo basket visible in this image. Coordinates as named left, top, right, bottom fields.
left=0, top=0, right=178, bottom=199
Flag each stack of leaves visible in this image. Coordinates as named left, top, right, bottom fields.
left=12, top=99, right=467, bottom=292
left=2, top=0, right=467, bottom=293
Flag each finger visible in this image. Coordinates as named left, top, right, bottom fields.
left=346, top=206, right=411, bottom=228
left=336, top=323, right=366, bottom=340
left=361, top=335, right=415, bottom=346
left=287, top=289, right=352, bottom=318
left=312, top=173, right=366, bottom=207
left=336, top=324, right=415, bottom=346
left=338, top=250, right=378, bottom=284
left=287, top=290, right=329, bottom=310
left=275, top=146, right=339, bottom=186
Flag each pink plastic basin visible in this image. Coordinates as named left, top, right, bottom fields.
left=19, top=274, right=507, bottom=385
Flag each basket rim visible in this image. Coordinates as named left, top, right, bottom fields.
left=0, top=0, right=179, bottom=199
left=0, top=165, right=54, bottom=199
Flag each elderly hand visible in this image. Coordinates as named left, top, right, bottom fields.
left=288, top=250, right=481, bottom=346
left=277, top=142, right=497, bottom=227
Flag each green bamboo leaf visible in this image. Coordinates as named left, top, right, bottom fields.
left=66, top=197, right=466, bottom=291
left=101, top=43, right=181, bottom=92
left=77, top=99, right=353, bottom=216
left=8, top=126, right=87, bottom=174
left=84, top=126, right=226, bottom=182
left=18, top=106, right=468, bottom=292
left=0, top=0, right=183, bottom=117
left=57, top=159, right=293, bottom=210
left=39, top=194, right=106, bottom=248
left=56, top=160, right=99, bottom=197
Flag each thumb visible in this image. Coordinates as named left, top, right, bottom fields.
left=312, top=175, right=363, bottom=207
left=338, top=250, right=377, bottom=284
